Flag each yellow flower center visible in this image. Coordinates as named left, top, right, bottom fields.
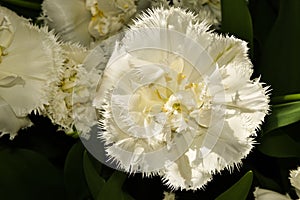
left=126, top=70, right=210, bottom=135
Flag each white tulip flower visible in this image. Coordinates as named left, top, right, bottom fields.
left=90, top=7, right=269, bottom=190
left=0, top=6, right=63, bottom=139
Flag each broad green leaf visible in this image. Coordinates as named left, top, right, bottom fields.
left=258, top=130, right=300, bottom=158
left=83, top=151, right=105, bottom=199
left=64, top=141, right=91, bottom=200
left=0, top=148, right=64, bottom=200
left=216, top=171, right=253, bottom=200
left=0, top=0, right=40, bottom=10
left=263, top=101, right=300, bottom=135
left=221, top=0, right=253, bottom=54
left=96, top=171, right=127, bottom=200
left=271, top=94, right=300, bottom=104
left=257, top=0, right=300, bottom=96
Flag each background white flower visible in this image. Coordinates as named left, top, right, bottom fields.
left=254, top=166, right=300, bottom=200
left=42, top=0, right=92, bottom=46
left=290, top=166, right=300, bottom=198
left=0, top=6, right=63, bottom=139
left=92, top=7, right=269, bottom=190
left=173, top=0, right=221, bottom=28
left=42, top=0, right=150, bottom=47
left=43, top=43, right=103, bottom=137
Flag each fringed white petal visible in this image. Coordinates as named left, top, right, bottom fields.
left=42, top=0, right=92, bottom=46
left=162, top=153, right=213, bottom=190
left=0, top=6, right=63, bottom=117
left=0, top=97, right=32, bottom=140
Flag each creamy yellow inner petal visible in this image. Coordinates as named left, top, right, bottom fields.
left=125, top=62, right=211, bottom=145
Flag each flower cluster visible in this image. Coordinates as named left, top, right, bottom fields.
left=0, top=5, right=103, bottom=138
left=0, top=0, right=271, bottom=192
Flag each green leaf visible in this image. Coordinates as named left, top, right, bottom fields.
left=83, top=151, right=105, bottom=199
left=0, top=0, right=40, bottom=10
left=263, top=101, right=300, bottom=135
left=250, top=0, right=278, bottom=47
left=271, top=94, right=300, bottom=104
left=258, top=130, right=300, bottom=158
left=216, top=171, right=253, bottom=200
left=221, top=0, right=253, bottom=54
left=0, top=148, right=65, bottom=200
left=257, top=0, right=300, bottom=96
left=64, top=141, right=91, bottom=200
left=96, top=171, right=127, bottom=200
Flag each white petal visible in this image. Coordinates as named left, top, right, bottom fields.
left=173, top=0, right=221, bottom=27
left=0, top=97, right=32, bottom=139
left=42, top=0, right=92, bottom=46
left=253, top=187, right=291, bottom=200
left=209, top=35, right=250, bottom=68
left=162, top=154, right=213, bottom=190
left=0, top=6, right=63, bottom=117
